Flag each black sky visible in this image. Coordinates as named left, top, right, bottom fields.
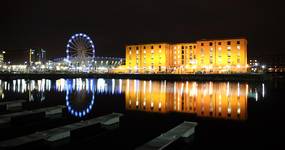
left=1, top=0, right=284, bottom=63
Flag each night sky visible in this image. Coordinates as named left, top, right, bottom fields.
left=1, top=0, right=284, bottom=63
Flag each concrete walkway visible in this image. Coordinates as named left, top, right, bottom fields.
left=0, top=105, right=65, bottom=124
left=136, top=121, right=197, bottom=150
left=0, top=113, right=123, bottom=148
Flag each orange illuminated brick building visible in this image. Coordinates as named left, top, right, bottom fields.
left=125, top=38, right=247, bottom=73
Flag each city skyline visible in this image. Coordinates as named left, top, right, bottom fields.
left=1, top=0, right=284, bottom=63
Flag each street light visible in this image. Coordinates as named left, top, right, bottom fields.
left=261, top=65, right=266, bottom=69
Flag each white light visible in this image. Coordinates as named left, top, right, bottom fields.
left=262, top=83, right=265, bottom=98
left=261, top=65, right=265, bottom=69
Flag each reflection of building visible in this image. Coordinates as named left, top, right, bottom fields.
left=125, top=80, right=248, bottom=120
left=125, top=38, right=247, bottom=73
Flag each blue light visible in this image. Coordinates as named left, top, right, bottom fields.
left=79, top=33, right=83, bottom=36
left=75, top=34, right=79, bottom=36
left=65, top=88, right=95, bottom=118
left=72, top=36, right=75, bottom=39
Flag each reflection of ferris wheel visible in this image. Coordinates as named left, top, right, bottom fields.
left=66, top=33, right=95, bottom=63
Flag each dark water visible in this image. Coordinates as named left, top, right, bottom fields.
left=0, top=78, right=284, bottom=149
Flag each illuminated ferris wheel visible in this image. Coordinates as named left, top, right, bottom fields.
left=66, top=33, right=95, bottom=63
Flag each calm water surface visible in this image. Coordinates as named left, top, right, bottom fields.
left=0, top=78, right=284, bottom=149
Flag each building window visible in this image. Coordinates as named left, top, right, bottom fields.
left=194, top=46, right=196, bottom=48
left=201, top=43, right=204, bottom=46
left=182, top=46, right=184, bottom=49
left=227, top=41, right=231, bottom=45
left=181, top=50, right=184, bottom=54
left=218, top=42, right=221, bottom=45
left=237, top=41, right=240, bottom=44
left=190, top=46, right=192, bottom=49
left=129, top=47, right=131, bottom=50
left=151, top=46, right=154, bottom=49
left=136, top=46, right=139, bottom=50
left=210, top=42, right=213, bottom=46
left=185, top=46, right=188, bottom=49
left=159, top=45, right=161, bottom=48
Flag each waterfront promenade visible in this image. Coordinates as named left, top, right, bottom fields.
left=0, top=72, right=274, bottom=82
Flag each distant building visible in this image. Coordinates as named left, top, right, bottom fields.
left=125, top=38, right=247, bottom=74
left=250, top=55, right=285, bottom=72
left=29, top=49, right=46, bottom=65
left=0, top=51, right=4, bottom=64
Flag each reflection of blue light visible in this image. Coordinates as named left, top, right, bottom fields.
left=65, top=87, right=95, bottom=118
